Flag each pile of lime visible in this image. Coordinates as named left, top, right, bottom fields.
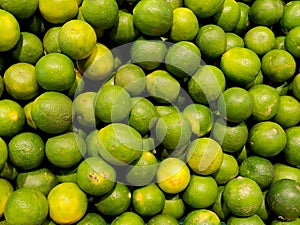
left=0, top=0, right=300, bottom=224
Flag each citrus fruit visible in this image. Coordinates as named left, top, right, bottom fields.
left=275, top=36, right=286, bottom=50
left=16, top=168, right=58, bottom=196
left=76, top=156, right=116, bottom=196
left=4, top=188, right=48, bottom=225
left=284, top=126, right=300, bottom=168
left=168, top=0, right=183, bottom=9
left=225, top=32, right=245, bottom=50
left=129, top=97, right=158, bottom=136
left=239, top=156, right=274, bottom=190
left=0, top=178, right=13, bottom=218
left=183, top=209, right=221, bottom=225
left=95, top=85, right=131, bottom=123
left=184, top=0, right=225, bottom=18
left=0, top=138, right=8, bottom=172
left=23, top=102, right=37, bottom=130
left=133, top=0, right=173, bottom=36
left=97, top=123, right=143, bottom=165
left=211, top=186, right=230, bottom=220
left=39, top=0, right=78, bottom=24
left=0, top=99, right=25, bottom=137
left=271, top=218, right=300, bottom=225
left=148, top=214, right=179, bottom=225
left=132, top=183, right=165, bottom=216
left=77, top=213, right=106, bottom=225
left=274, top=95, right=300, bottom=128
left=195, top=24, right=227, bottom=59
left=156, top=158, right=190, bottom=194
left=188, top=65, right=226, bottom=104
left=223, top=176, right=263, bottom=217
left=130, top=39, right=167, bottom=71
left=146, top=70, right=180, bottom=104
left=233, top=2, right=250, bottom=34
left=218, top=87, right=253, bottom=123
left=285, top=26, right=300, bottom=58
left=0, top=0, right=38, bottom=19
left=95, top=183, right=131, bottom=216
left=31, top=91, right=73, bottom=134
left=212, top=118, right=248, bottom=153
left=248, top=84, right=280, bottom=121
left=45, top=132, right=86, bottom=168
left=114, top=64, right=146, bottom=96
left=292, top=73, right=300, bottom=100
left=58, top=19, right=97, bottom=60
left=244, top=26, right=276, bottom=56
left=48, top=182, right=88, bottom=224
left=111, top=211, right=144, bottom=225
left=220, top=47, right=261, bottom=86
left=261, top=49, right=296, bottom=82
left=170, top=7, right=199, bottom=42
left=8, top=132, right=44, bottom=171
left=213, top=0, right=241, bottom=32
left=280, top=1, right=300, bottom=33
left=248, top=121, right=286, bottom=157
left=256, top=190, right=269, bottom=221
left=267, top=179, right=300, bottom=221
left=85, top=129, right=101, bottom=157
left=156, top=105, right=179, bottom=117
left=42, top=26, right=61, bottom=54
left=3, top=62, right=39, bottom=100
left=183, top=175, right=218, bottom=209
left=165, top=41, right=201, bottom=78
left=249, top=0, right=284, bottom=26
left=10, top=31, right=43, bottom=64
left=161, top=194, right=185, bottom=219
left=212, top=153, right=239, bottom=185
left=272, top=163, right=300, bottom=185
left=77, top=43, right=114, bottom=81
left=227, top=214, right=265, bottom=225
left=0, top=9, right=20, bottom=52
left=81, top=0, right=118, bottom=29
left=183, top=103, right=213, bottom=137
left=0, top=76, right=4, bottom=98
left=186, top=137, right=223, bottom=175
left=109, top=9, right=138, bottom=45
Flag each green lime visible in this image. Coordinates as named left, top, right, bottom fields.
left=275, top=36, right=286, bottom=50
left=42, top=26, right=61, bottom=54
left=280, top=1, right=300, bottom=33
left=233, top=2, right=250, bottom=34
left=284, top=126, right=300, bottom=168
left=111, top=212, right=144, bottom=225
left=85, top=130, right=101, bottom=158
left=76, top=213, right=106, bottom=225
left=292, top=73, right=300, bottom=100
left=225, top=32, right=245, bottom=50
left=184, top=0, right=225, bottom=18
left=227, top=214, right=264, bottom=225
left=0, top=138, right=8, bottom=172
left=23, top=102, right=37, bottom=130
left=161, top=195, right=185, bottom=219
left=0, top=178, right=13, bottom=218
left=183, top=209, right=221, bottom=225
left=148, top=214, right=179, bottom=225
left=0, top=0, right=38, bottom=19
left=272, top=163, right=300, bottom=185
left=285, top=26, right=300, bottom=58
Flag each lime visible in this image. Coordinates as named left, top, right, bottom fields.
left=0, top=178, right=13, bottom=218
left=227, top=214, right=265, bottom=225
left=248, top=84, right=280, bottom=121
left=58, top=19, right=97, bottom=60
left=165, top=41, right=201, bottom=78
left=184, top=0, right=225, bottom=18
left=272, top=163, right=300, bottom=185
left=285, top=26, right=300, bottom=58
left=48, top=182, right=88, bottom=224
left=31, top=91, right=73, bottom=134
left=95, top=85, right=131, bottom=123
left=114, top=64, right=146, bottom=96
left=239, top=156, right=274, bottom=190
left=292, top=73, right=300, bottom=100
left=157, top=158, right=190, bottom=194
left=77, top=213, right=106, bottom=225
left=111, top=212, right=144, bottom=225
left=195, top=24, right=227, bottom=59
left=132, top=184, right=165, bottom=216
left=186, top=137, right=223, bottom=175
left=85, top=130, right=101, bottom=157
left=76, top=157, right=116, bottom=196
left=275, top=36, right=286, bottom=50
left=271, top=218, right=300, bottom=225
left=280, top=1, right=300, bottom=33
left=97, top=123, right=143, bottom=165
left=95, top=183, right=131, bottom=216
left=261, top=49, right=296, bottom=82
left=81, top=0, right=118, bottom=29
left=225, top=32, right=245, bottom=50
left=248, top=121, right=286, bottom=157
left=0, top=76, right=4, bottom=98
left=148, top=214, right=179, bottom=225
left=3, top=62, right=39, bottom=100
left=133, top=0, right=173, bottom=36
left=188, top=65, right=226, bottom=104
left=10, top=31, right=43, bottom=64
left=211, top=186, right=230, bottom=220
left=39, top=0, right=78, bottom=24
left=0, top=0, right=38, bottom=19
left=0, top=99, right=25, bottom=137
left=23, top=102, right=37, bottom=130
left=249, top=0, right=283, bottom=26
left=35, top=53, right=76, bottom=92
left=244, top=26, right=276, bottom=56
left=183, top=103, right=213, bottom=137
left=45, top=132, right=86, bottom=168
left=42, top=26, right=61, bottom=54
left=170, top=7, right=199, bottom=42
left=274, top=95, right=300, bottom=128
left=233, top=2, right=250, bottom=34
left=0, top=138, right=8, bottom=172
left=220, top=47, right=261, bottom=86
left=4, top=188, right=48, bottom=225
left=183, top=209, right=221, bottom=225
left=0, top=9, right=20, bottom=52
left=284, top=126, right=300, bottom=168
left=183, top=175, right=218, bottom=209
left=223, top=176, right=263, bottom=217
left=267, top=179, right=300, bottom=221
left=161, top=195, right=185, bottom=219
